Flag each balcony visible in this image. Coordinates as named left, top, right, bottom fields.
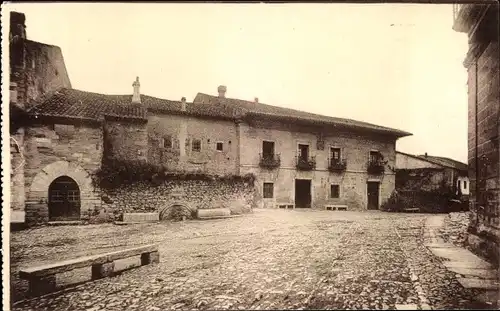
left=328, top=158, right=347, bottom=173
left=259, top=153, right=281, bottom=169
left=367, top=160, right=385, bottom=175
left=296, top=156, right=316, bottom=171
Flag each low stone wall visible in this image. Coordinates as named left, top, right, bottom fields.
left=101, top=180, right=255, bottom=219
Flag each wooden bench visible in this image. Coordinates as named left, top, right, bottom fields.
left=19, top=244, right=159, bottom=296
left=276, top=203, right=295, bottom=209
left=325, top=204, right=348, bottom=211
left=403, top=208, right=420, bottom=213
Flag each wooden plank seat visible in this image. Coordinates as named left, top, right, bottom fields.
left=19, top=244, right=159, bottom=297
left=276, top=203, right=295, bottom=209
left=325, top=204, right=348, bottom=211
left=403, top=208, right=420, bottom=213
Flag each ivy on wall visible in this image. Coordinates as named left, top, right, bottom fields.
left=92, top=157, right=256, bottom=189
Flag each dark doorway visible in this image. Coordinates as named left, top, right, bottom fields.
left=367, top=181, right=380, bottom=210
left=295, top=179, right=312, bottom=208
left=48, top=176, right=81, bottom=221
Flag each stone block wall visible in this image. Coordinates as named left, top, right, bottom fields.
left=147, top=114, right=239, bottom=175
left=464, top=5, right=500, bottom=264
left=104, top=120, right=148, bottom=162
left=22, top=123, right=102, bottom=224
left=101, top=179, right=255, bottom=218
left=239, top=120, right=398, bottom=210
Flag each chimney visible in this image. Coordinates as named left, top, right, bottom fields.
left=218, top=85, right=227, bottom=98
left=132, top=77, right=141, bottom=104
left=425, top=152, right=428, bottom=157
left=10, top=12, right=27, bottom=42
left=181, top=97, right=187, bottom=112
left=254, top=97, right=259, bottom=104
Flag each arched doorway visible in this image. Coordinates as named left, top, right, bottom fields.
left=48, top=176, right=81, bottom=221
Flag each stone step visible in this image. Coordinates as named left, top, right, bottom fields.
left=448, top=267, right=499, bottom=280
left=457, top=277, right=499, bottom=290
left=198, top=215, right=243, bottom=220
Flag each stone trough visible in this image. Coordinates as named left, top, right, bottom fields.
left=197, top=208, right=241, bottom=220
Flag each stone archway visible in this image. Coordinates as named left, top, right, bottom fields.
left=159, top=202, right=194, bottom=221
left=26, top=161, right=96, bottom=224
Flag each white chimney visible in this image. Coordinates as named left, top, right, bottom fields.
left=218, top=85, right=227, bottom=98
left=132, top=77, right=141, bottom=104
left=254, top=97, right=259, bottom=104
left=181, top=97, right=187, bottom=112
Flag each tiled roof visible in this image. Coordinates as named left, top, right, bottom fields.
left=29, top=88, right=147, bottom=121
left=28, top=88, right=412, bottom=138
left=397, top=151, right=468, bottom=172
left=193, top=93, right=412, bottom=137
left=28, top=88, right=243, bottom=122
left=417, top=155, right=468, bottom=172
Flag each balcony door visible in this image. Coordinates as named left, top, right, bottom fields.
left=263, top=141, right=275, bottom=157
left=330, top=147, right=341, bottom=160
left=298, top=144, right=309, bottom=160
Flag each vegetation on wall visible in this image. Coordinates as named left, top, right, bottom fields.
left=381, top=186, right=467, bottom=214
left=92, top=157, right=256, bottom=189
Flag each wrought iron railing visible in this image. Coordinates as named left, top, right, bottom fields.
left=328, top=158, right=347, bottom=173
left=296, top=155, right=316, bottom=171
left=259, top=153, right=281, bottom=169
left=367, top=159, right=385, bottom=175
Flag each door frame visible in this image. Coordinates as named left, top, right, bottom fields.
left=366, top=180, right=381, bottom=210
left=294, top=178, right=313, bottom=208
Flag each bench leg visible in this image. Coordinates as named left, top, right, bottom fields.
left=28, top=275, right=56, bottom=296
left=91, top=262, right=115, bottom=280
left=141, top=251, right=160, bottom=265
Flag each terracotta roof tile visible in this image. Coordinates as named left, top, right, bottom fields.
left=193, top=93, right=412, bottom=137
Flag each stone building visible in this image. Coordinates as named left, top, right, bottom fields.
left=396, top=151, right=469, bottom=197
left=9, top=11, right=412, bottom=226
left=452, top=3, right=499, bottom=262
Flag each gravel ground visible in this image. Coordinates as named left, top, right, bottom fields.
left=9, top=209, right=491, bottom=310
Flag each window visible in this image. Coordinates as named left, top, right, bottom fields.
left=262, top=141, right=275, bottom=157
left=216, top=142, right=224, bottom=151
left=192, top=139, right=202, bottom=152
left=330, top=147, right=341, bottom=160
left=263, top=183, right=274, bottom=198
left=370, top=151, right=381, bottom=162
left=463, top=180, right=467, bottom=190
left=162, top=136, right=173, bottom=149
left=298, top=144, right=309, bottom=160
left=330, top=184, right=340, bottom=198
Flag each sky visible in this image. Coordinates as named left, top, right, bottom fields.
left=3, top=3, right=470, bottom=163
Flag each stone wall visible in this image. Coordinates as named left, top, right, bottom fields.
left=147, top=114, right=239, bottom=175
left=104, top=119, right=148, bottom=162
left=23, top=123, right=102, bottom=224
left=464, top=5, right=500, bottom=264
left=239, top=120, right=399, bottom=210
left=101, top=179, right=255, bottom=218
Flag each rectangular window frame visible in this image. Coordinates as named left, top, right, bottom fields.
left=162, top=135, right=173, bottom=149
left=192, top=138, right=202, bottom=152
left=330, top=184, right=340, bottom=199
left=263, top=182, right=274, bottom=199
left=216, top=141, right=224, bottom=152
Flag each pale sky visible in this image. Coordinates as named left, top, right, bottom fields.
left=3, top=3, right=469, bottom=163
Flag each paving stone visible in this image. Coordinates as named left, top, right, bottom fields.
left=457, top=278, right=499, bottom=290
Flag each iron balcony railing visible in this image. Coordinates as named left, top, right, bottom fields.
left=296, top=155, right=316, bottom=171
left=367, top=159, right=385, bottom=175
left=328, top=158, right=347, bottom=173
left=259, top=153, right=281, bottom=169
